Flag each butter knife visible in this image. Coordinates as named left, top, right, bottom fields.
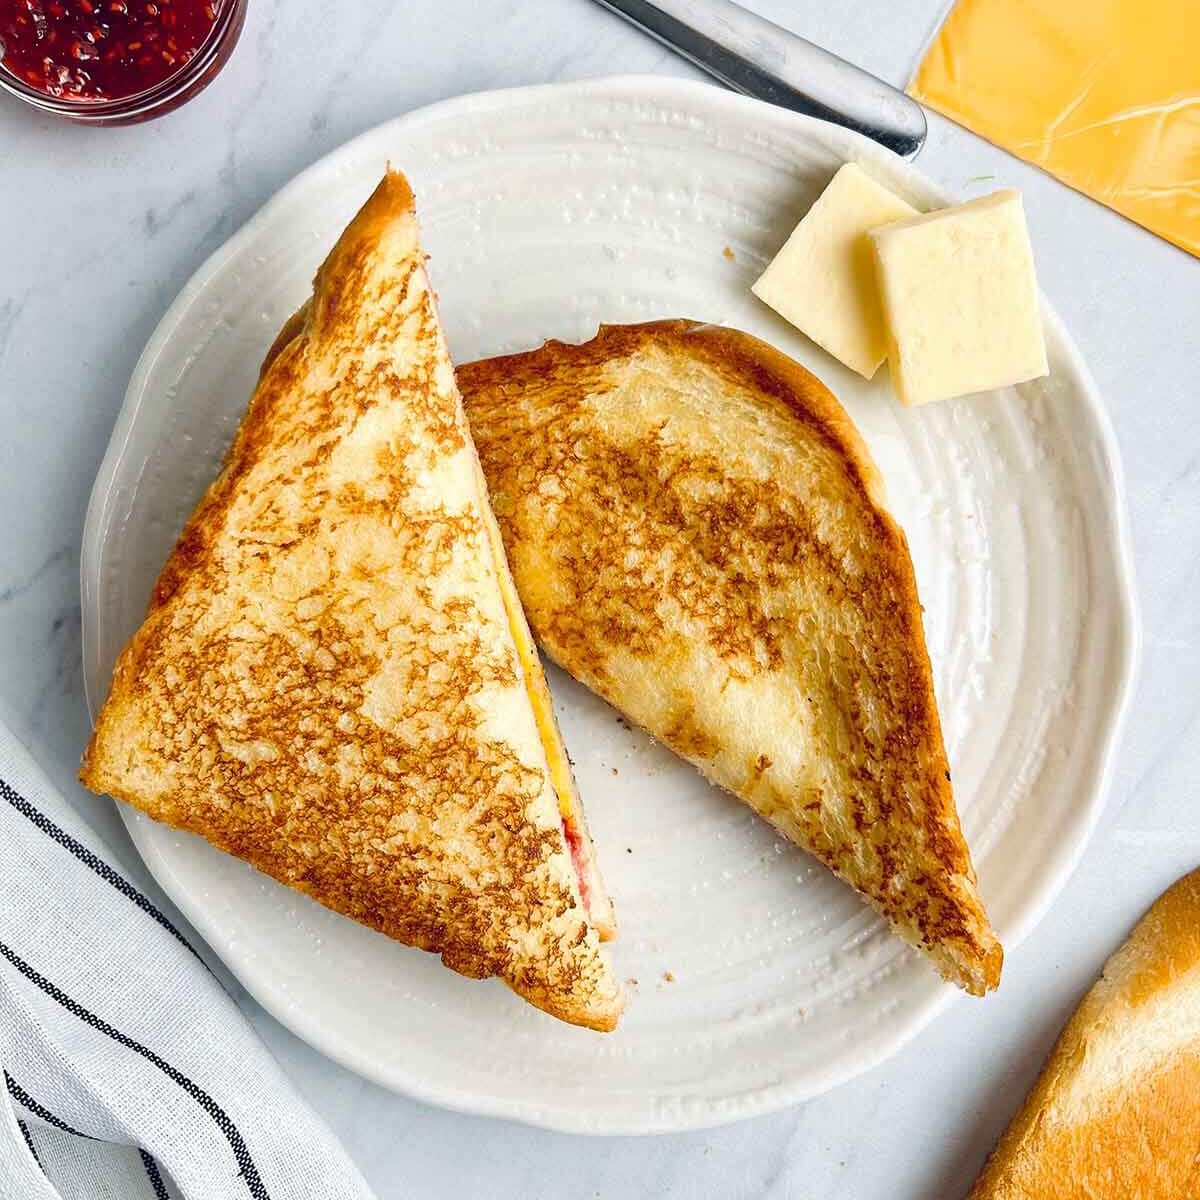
left=592, top=0, right=927, bottom=158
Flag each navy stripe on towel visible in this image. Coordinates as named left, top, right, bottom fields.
left=18, top=1117, right=40, bottom=1166
left=141, top=1149, right=171, bottom=1200
left=0, top=778, right=203, bottom=965
left=0, top=941, right=269, bottom=1199
left=5, top=1071, right=92, bottom=1139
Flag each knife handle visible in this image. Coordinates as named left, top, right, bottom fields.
left=594, top=0, right=927, bottom=158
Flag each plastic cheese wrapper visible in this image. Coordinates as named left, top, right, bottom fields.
left=909, top=0, right=1200, bottom=259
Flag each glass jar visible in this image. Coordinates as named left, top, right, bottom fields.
left=0, top=0, right=248, bottom=125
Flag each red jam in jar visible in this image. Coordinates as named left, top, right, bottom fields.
left=0, top=0, right=224, bottom=101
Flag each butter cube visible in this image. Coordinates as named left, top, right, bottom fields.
left=752, top=163, right=917, bottom=379
left=869, top=190, right=1048, bottom=407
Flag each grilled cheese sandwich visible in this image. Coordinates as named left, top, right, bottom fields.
left=460, top=320, right=1002, bottom=995
left=81, top=171, right=622, bottom=1030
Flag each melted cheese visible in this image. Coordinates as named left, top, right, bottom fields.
left=910, top=0, right=1200, bottom=258
left=493, top=533, right=580, bottom=824
left=472, top=459, right=615, bottom=934
left=475, top=482, right=574, bottom=818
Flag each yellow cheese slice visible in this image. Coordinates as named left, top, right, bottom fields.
left=909, top=0, right=1200, bottom=259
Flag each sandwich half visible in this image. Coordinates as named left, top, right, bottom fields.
left=459, top=320, right=1001, bottom=994
left=81, top=171, right=621, bottom=1031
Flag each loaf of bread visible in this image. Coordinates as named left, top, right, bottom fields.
left=969, top=866, right=1200, bottom=1199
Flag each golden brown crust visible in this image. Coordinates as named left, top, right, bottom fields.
left=81, top=171, right=621, bottom=1031
left=460, top=320, right=1001, bottom=994
left=969, top=868, right=1200, bottom=1200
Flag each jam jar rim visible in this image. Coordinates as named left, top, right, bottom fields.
left=0, top=0, right=247, bottom=122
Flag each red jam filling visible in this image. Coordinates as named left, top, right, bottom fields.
left=0, top=0, right=223, bottom=101
left=562, top=816, right=593, bottom=917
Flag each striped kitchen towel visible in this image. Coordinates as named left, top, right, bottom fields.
left=0, top=718, right=376, bottom=1200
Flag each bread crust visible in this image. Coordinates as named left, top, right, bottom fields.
left=81, top=171, right=621, bottom=1031
left=969, top=867, right=1200, bottom=1199
left=460, top=320, right=1001, bottom=994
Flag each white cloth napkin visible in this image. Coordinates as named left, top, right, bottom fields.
left=0, top=718, right=377, bottom=1200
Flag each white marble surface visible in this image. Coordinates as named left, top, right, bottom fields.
left=1, top=0, right=1197, bottom=1195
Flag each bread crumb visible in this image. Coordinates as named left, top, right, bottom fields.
left=611, top=766, right=618, bottom=775
left=663, top=970, right=675, bottom=983
left=626, top=977, right=639, bottom=987
left=722, top=245, right=736, bottom=261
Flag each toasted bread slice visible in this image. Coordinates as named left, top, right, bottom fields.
left=81, top=171, right=621, bottom=1031
left=460, top=320, right=1001, bottom=994
left=970, top=867, right=1200, bottom=1198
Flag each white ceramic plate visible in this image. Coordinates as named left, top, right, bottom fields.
left=81, top=76, right=1138, bottom=1134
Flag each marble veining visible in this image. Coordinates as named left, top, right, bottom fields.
left=1, top=0, right=1198, bottom=1195
left=0, top=546, right=72, bottom=610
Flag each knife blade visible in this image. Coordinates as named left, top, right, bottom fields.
left=592, top=0, right=926, bottom=158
